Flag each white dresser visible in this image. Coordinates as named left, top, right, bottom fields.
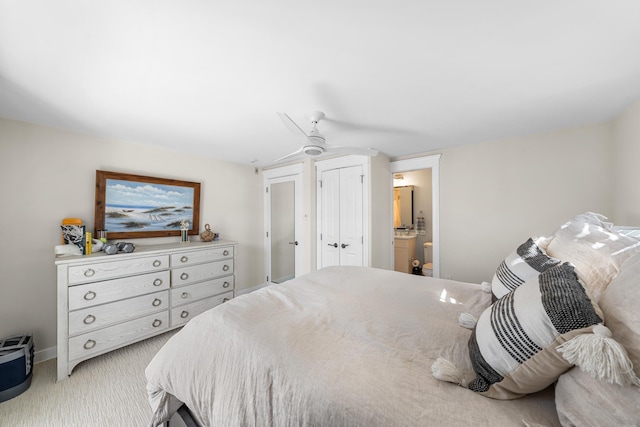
left=56, top=240, right=236, bottom=381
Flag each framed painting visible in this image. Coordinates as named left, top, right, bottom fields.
left=94, top=170, right=201, bottom=240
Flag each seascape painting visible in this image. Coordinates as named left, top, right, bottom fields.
left=105, top=179, right=196, bottom=232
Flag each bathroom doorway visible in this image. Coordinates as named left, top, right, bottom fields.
left=390, top=155, right=440, bottom=278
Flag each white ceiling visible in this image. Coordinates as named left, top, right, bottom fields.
left=1, top=1, right=640, bottom=167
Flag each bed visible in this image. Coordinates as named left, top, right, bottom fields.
left=146, top=213, right=640, bottom=427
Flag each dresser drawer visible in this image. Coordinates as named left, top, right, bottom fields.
left=67, top=255, right=169, bottom=284
left=171, top=276, right=234, bottom=306
left=170, top=246, right=234, bottom=267
left=69, top=290, right=169, bottom=336
left=69, top=311, right=169, bottom=361
left=172, top=259, right=234, bottom=286
left=68, top=270, right=170, bottom=310
left=170, top=291, right=233, bottom=327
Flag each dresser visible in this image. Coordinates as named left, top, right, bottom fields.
left=55, top=240, right=236, bottom=381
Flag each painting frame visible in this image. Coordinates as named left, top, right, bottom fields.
left=94, top=170, right=201, bottom=240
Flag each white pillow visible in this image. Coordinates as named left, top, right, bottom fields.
left=556, top=251, right=640, bottom=425
left=545, top=212, right=640, bottom=301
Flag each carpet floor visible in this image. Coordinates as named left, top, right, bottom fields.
left=0, top=330, right=178, bottom=427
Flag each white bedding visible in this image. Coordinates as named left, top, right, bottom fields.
left=145, top=266, right=560, bottom=426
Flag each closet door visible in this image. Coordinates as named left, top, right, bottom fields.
left=319, top=165, right=363, bottom=267
left=338, top=165, right=363, bottom=266
left=320, top=169, right=341, bottom=267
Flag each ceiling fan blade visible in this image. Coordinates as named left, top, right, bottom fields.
left=273, top=147, right=305, bottom=163
left=327, top=146, right=379, bottom=157
left=277, top=112, right=309, bottom=140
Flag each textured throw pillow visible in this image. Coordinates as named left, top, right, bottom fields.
left=545, top=212, right=640, bottom=301
left=491, top=237, right=560, bottom=300
left=433, top=263, right=607, bottom=399
left=468, top=263, right=603, bottom=399
left=555, top=252, right=640, bottom=425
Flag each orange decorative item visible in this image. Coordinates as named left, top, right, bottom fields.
left=200, top=224, right=215, bottom=242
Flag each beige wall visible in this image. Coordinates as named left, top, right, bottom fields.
left=0, top=118, right=264, bottom=353
left=612, top=99, right=640, bottom=225
left=370, top=153, right=392, bottom=269
left=3, top=98, right=639, bottom=357
left=436, top=123, right=613, bottom=283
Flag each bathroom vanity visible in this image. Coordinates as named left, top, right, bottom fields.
left=393, top=234, right=416, bottom=274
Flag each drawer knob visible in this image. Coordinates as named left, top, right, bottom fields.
left=223, top=281, right=230, bottom=288
left=152, top=298, right=162, bottom=307
left=152, top=319, right=162, bottom=327
left=84, top=291, right=97, bottom=301
left=84, top=269, right=95, bottom=277
left=153, top=259, right=162, bottom=267
left=223, top=297, right=230, bottom=303
left=223, top=250, right=229, bottom=256
left=84, top=339, right=96, bottom=350
left=83, top=314, right=96, bottom=325
left=180, top=256, right=188, bottom=263
left=180, top=310, right=189, bottom=319
left=222, top=264, right=230, bottom=272
left=180, top=272, right=189, bottom=280
left=153, top=278, right=163, bottom=286
left=181, top=292, right=189, bottom=299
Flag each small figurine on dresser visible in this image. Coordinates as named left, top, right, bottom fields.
left=200, top=224, right=215, bottom=242
left=180, top=219, right=189, bottom=243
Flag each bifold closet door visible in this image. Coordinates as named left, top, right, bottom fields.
left=319, top=165, right=363, bottom=267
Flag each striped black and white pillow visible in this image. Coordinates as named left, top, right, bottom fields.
left=491, top=237, right=561, bottom=300
left=468, top=263, right=602, bottom=399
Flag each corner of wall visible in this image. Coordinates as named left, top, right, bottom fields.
left=612, top=99, right=640, bottom=225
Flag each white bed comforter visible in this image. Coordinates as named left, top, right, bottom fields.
left=146, top=266, right=559, bottom=426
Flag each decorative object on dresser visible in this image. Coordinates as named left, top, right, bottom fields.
left=61, top=223, right=86, bottom=255
left=199, top=224, right=215, bottom=242
left=94, top=170, right=201, bottom=240
left=56, top=240, right=237, bottom=382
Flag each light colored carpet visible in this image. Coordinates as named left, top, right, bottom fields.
left=0, top=330, right=178, bottom=427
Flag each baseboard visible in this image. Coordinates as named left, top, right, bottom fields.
left=35, top=346, right=57, bottom=364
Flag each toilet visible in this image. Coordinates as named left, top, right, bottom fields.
left=422, top=242, right=433, bottom=277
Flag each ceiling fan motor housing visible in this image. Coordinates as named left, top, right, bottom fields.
left=303, top=145, right=325, bottom=156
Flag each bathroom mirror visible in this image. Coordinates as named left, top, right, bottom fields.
left=393, top=185, right=414, bottom=228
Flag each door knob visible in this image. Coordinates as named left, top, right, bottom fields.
left=341, top=243, right=349, bottom=249
left=328, top=243, right=338, bottom=248
left=288, top=241, right=299, bottom=245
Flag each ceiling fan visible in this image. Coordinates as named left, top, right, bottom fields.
left=275, top=111, right=378, bottom=163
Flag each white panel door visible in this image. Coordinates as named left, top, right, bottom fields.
left=338, top=166, right=363, bottom=266
left=263, top=164, right=304, bottom=285
left=319, top=166, right=363, bottom=267
left=320, top=169, right=341, bottom=267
